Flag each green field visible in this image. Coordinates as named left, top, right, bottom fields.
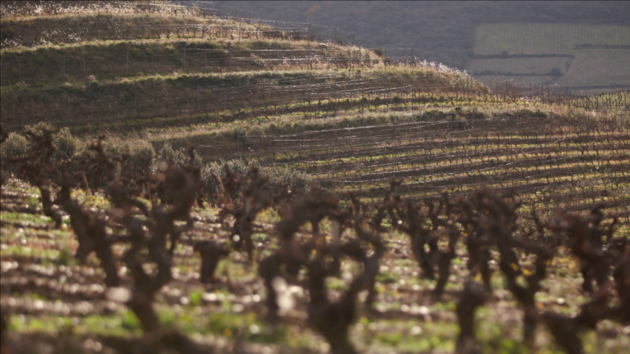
left=471, top=23, right=630, bottom=91
left=554, top=49, right=630, bottom=88
left=469, top=57, right=571, bottom=75
left=471, top=49, right=630, bottom=90
left=473, top=24, right=630, bottom=56
left=474, top=75, right=556, bottom=88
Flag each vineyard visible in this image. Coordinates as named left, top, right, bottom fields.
left=1, top=2, right=630, bottom=354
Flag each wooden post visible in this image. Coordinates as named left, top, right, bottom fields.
left=349, top=49, right=352, bottom=71
left=334, top=125, right=337, bottom=153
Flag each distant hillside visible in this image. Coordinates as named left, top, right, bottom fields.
left=1, top=0, right=475, bottom=138
left=215, top=1, right=630, bottom=65
left=213, top=1, right=630, bottom=94
left=470, top=23, right=630, bottom=94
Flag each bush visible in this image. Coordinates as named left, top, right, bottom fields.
left=420, top=109, right=448, bottom=121
left=373, top=47, right=385, bottom=57
left=202, top=159, right=312, bottom=203
left=129, top=140, right=155, bottom=165
left=549, top=67, right=562, bottom=76
left=24, top=121, right=54, bottom=134
left=449, top=114, right=469, bottom=130
left=263, top=165, right=311, bottom=192
left=534, top=110, right=548, bottom=118
left=22, top=122, right=55, bottom=146
left=203, top=159, right=256, bottom=202
left=464, top=109, right=486, bottom=120
left=53, top=128, right=77, bottom=159
left=155, top=142, right=200, bottom=166
left=102, top=138, right=156, bottom=169
left=1, top=132, right=31, bottom=162
left=156, top=142, right=184, bottom=163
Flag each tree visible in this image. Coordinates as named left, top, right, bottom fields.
left=549, top=67, right=562, bottom=76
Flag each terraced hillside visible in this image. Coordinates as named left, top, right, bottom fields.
left=1, top=2, right=630, bottom=354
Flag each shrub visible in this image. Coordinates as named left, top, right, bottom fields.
left=515, top=109, right=540, bottom=119
left=25, top=121, right=55, bottom=133
left=534, top=110, right=548, bottom=118
left=465, top=109, right=486, bottom=120
left=202, top=159, right=312, bottom=203
left=1, top=132, right=31, bottom=162
left=20, top=122, right=56, bottom=147
left=156, top=142, right=184, bottom=163
left=102, top=138, right=129, bottom=157
left=155, top=142, right=200, bottom=166
left=129, top=140, right=155, bottom=165
left=263, top=165, right=312, bottom=192
left=373, top=47, right=385, bottom=57
left=449, top=114, right=469, bottom=130
left=102, top=138, right=156, bottom=170
left=53, top=128, right=77, bottom=159
left=549, top=67, right=562, bottom=76
left=202, top=159, right=255, bottom=201
left=420, top=109, right=448, bottom=121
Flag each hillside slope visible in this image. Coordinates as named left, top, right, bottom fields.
left=470, top=23, right=630, bottom=93
left=215, top=1, right=630, bottom=94
left=215, top=1, right=630, bottom=63
left=0, top=2, right=475, bottom=138
left=1, top=2, right=629, bottom=354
